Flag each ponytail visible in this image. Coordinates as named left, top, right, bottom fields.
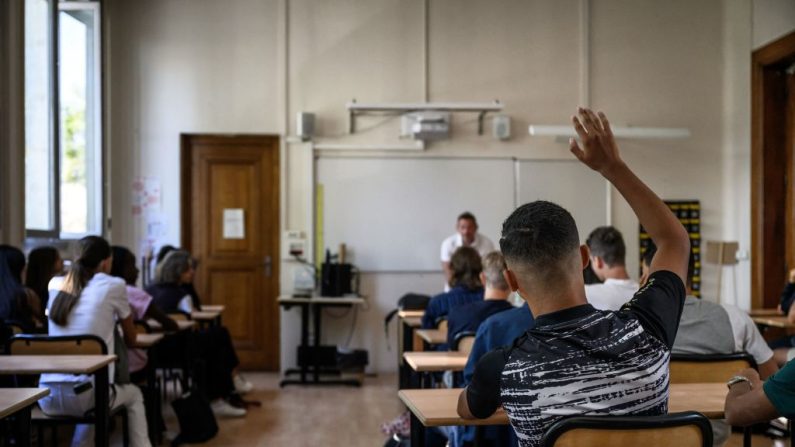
left=49, top=236, right=111, bottom=326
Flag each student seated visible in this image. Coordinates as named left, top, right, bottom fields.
left=25, top=245, right=63, bottom=325
left=724, top=359, right=795, bottom=427
left=584, top=226, right=638, bottom=310
left=640, top=248, right=778, bottom=446
left=110, top=246, right=179, bottom=380
left=39, top=236, right=151, bottom=447
left=422, top=246, right=484, bottom=335
left=0, top=245, right=45, bottom=331
left=145, top=249, right=252, bottom=417
left=446, top=251, right=513, bottom=348
left=770, top=269, right=795, bottom=365
left=457, top=108, right=690, bottom=447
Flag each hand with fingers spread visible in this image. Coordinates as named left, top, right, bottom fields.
left=569, top=107, right=624, bottom=175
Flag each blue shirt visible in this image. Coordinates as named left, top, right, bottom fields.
left=463, top=302, right=535, bottom=384
left=447, top=299, right=514, bottom=347
left=421, top=286, right=483, bottom=329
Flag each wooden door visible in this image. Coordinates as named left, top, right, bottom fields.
left=181, top=134, right=280, bottom=370
left=752, top=31, right=795, bottom=309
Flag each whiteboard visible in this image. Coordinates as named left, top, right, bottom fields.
left=317, top=156, right=515, bottom=272
left=516, top=160, right=608, bottom=244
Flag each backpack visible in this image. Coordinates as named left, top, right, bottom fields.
left=170, top=391, right=218, bottom=445
left=383, top=293, right=431, bottom=349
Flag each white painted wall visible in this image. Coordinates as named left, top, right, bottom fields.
left=103, top=0, right=791, bottom=373
left=753, top=0, right=795, bottom=49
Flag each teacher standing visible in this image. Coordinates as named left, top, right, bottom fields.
left=440, top=212, right=495, bottom=291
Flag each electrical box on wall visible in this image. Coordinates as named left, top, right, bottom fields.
left=400, top=112, right=451, bottom=141
left=282, top=230, right=307, bottom=260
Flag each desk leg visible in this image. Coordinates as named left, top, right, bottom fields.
left=410, top=412, right=425, bottom=447
left=399, top=321, right=414, bottom=389
left=313, top=303, right=322, bottom=383
left=301, top=303, right=309, bottom=383
left=11, top=406, right=32, bottom=447
left=474, top=426, right=484, bottom=447
left=146, top=347, right=161, bottom=445
left=95, top=366, right=110, bottom=447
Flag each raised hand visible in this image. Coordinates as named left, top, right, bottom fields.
left=569, top=107, right=624, bottom=175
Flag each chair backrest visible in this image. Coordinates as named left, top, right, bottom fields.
left=541, top=411, right=713, bottom=447
left=6, top=334, right=107, bottom=356
left=452, top=331, right=476, bottom=355
left=670, top=353, right=756, bottom=384
left=434, top=316, right=448, bottom=332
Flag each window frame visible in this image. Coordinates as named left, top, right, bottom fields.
left=24, top=0, right=105, bottom=241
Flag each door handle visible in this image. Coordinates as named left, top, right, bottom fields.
left=264, top=255, right=272, bottom=278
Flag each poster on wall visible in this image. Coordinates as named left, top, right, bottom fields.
left=639, top=200, right=701, bottom=297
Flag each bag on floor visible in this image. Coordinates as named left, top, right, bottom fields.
left=171, top=392, right=218, bottom=445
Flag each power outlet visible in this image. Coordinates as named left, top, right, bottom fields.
left=283, top=230, right=307, bottom=260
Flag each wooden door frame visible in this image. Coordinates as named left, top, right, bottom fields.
left=180, top=133, right=281, bottom=369
left=751, top=31, right=795, bottom=309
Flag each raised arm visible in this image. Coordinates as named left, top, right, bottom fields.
left=570, top=108, right=690, bottom=284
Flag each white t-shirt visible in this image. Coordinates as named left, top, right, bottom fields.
left=585, top=278, right=639, bottom=311
left=440, top=233, right=496, bottom=263
left=41, top=273, right=131, bottom=384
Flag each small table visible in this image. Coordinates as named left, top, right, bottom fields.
left=398, top=383, right=727, bottom=447
left=133, top=333, right=164, bottom=348
left=201, top=304, right=225, bottom=313
left=404, top=351, right=469, bottom=389
left=0, top=388, right=50, bottom=447
left=398, top=310, right=425, bottom=319
left=146, top=319, right=195, bottom=332
left=191, top=310, right=223, bottom=328
left=751, top=316, right=795, bottom=329
left=278, top=295, right=366, bottom=387
left=0, top=355, right=116, bottom=447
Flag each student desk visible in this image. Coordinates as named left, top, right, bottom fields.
left=398, top=314, right=423, bottom=389
left=191, top=309, right=223, bottom=328
left=146, top=319, right=196, bottom=332
left=0, top=355, right=116, bottom=447
left=0, top=388, right=50, bottom=447
left=201, top=304, right=225, bottom=313
left=133, top=333, right=164, bottom=444
left=748, top=308, right=782, bottom=317
left=751, top=316, right=795, bottom=329
left=403, top=351, right=469, bottom=389
left=415, top=329, right=447, bottom=350
left=399, top=383, right=727, bottom=447
left=278, top=295, right=365, bottom=387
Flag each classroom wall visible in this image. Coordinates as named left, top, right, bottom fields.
left=753, top=0, right=795, bottom=49
left=106, top=0, right=768, bottom=373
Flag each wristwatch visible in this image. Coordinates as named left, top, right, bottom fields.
left=726, top=375, right=752, bottom=390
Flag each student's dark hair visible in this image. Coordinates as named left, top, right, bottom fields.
left=583, top=263, right=602, bottom=285
left=25, top=246, right=60, bottom=307
left=110, top=246, right=136, bottom=284
left=500, top=201, right=580, bottom=281
left=449, top=246, right=483, bottom=290
left=155, top=245, right=177, bottom=265
left=0, top=245, right=27, bottom=320
left=49, top=236, right=111, bottom=326
left=586, top=226, right=626, bottom=266
left=457, top=212, right=477, bottom=225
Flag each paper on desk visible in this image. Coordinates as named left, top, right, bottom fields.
left=222, top=208, right=245, bottom=239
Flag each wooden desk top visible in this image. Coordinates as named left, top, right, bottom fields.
left=0, top=355, right=117, bottom=375
left=191, top=310, right=221, bottom=321
left=0, top=388, right=50, bottom=419
left=147, top=319, right=196, bottom=332
left=278, top=295, right=365, bottom=305
left=748, top=308, right=783, bottom=317
left=415, top=329, right=447, bottom=345
left=751, top=316, right=795, bottom=329
left=398, top=310, right=425, bottom=319
left=134, top=333, right=164, bottom=348
left=398, top=383, right=726, bottom=427
left=201, top=304, right=225, bottom=312
left=403, top=351, right=468, bottom=372
left=402, top=317, right=422, bottom=328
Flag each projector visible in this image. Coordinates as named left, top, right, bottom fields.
left=401, top=111, right=451, bottom=141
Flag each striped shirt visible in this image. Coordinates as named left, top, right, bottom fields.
left=465, top=271, right=685, bottom=447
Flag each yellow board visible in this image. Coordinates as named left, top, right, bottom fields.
left=315, top=184, right=324, bottom=270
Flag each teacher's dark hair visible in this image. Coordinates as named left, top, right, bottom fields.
left=50, top=236, right=111, bottom=326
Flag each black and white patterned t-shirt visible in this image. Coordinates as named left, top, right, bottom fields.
left=465, top=271, right=686, bottom=447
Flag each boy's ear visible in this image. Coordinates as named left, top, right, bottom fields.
left=503, top=269, right=519, bottom=292
left=580, top=245, right=591, bottom=269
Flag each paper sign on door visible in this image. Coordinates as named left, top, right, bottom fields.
left=223, top=209, right=245, bottom=239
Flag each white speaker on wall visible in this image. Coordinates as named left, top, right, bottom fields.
left=296, top=112, right=315, bottom=141
left=493, top=115, right=511, bottom=140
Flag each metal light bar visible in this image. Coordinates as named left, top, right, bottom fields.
left=346, top=101, right=502, bottom=112
left=528, top=125, right=691, bottom=139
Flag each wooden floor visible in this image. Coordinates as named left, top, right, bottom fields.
left=155, top=372, right=790, bottom=447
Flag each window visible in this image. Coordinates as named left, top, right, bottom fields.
left=24, top=0, right=103, bottom=238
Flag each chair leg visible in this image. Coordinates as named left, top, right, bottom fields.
left=50, top=426, right=56, bottom=447
left=743, top=426, right=751, bottom=447
left=122, top=410, right=130, bottom=447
